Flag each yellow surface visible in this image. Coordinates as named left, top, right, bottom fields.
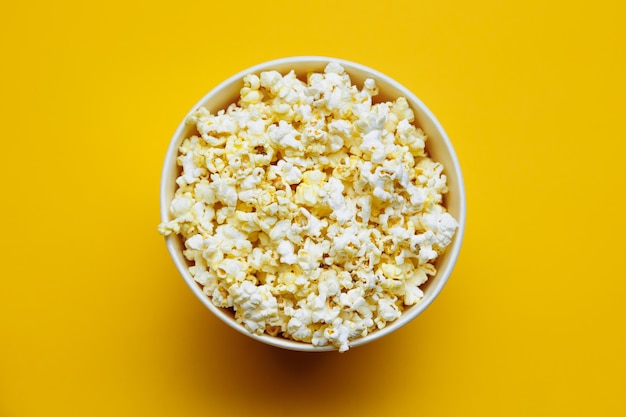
left=1, top=0, right=625, bottom=415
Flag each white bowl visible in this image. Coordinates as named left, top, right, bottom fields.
left=160, top=56, right=466, bottom=352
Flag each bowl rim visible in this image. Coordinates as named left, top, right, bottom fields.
left=160, top=56, right=466, bottom=352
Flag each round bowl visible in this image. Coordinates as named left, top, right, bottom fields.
left=160, top=56, right=466, bottom=352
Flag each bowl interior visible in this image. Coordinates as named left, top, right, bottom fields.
left=161, top=57, right=465, bottom=351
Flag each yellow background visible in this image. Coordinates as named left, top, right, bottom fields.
left=2, top=0, right=625, bottom=415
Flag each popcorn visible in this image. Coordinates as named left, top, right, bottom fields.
left=276, top=240, right=297, bottom=265
left=229, top=281, right=279, bottom=334
left=159, top=63, right=458, bottom=352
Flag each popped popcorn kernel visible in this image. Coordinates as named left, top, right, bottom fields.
left=159, top=63, right=458, bottom=352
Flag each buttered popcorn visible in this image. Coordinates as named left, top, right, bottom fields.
left=159, top=63, right=458, bottom=352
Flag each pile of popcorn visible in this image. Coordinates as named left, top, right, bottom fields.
left=159, top=63, right=458, bottom=352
